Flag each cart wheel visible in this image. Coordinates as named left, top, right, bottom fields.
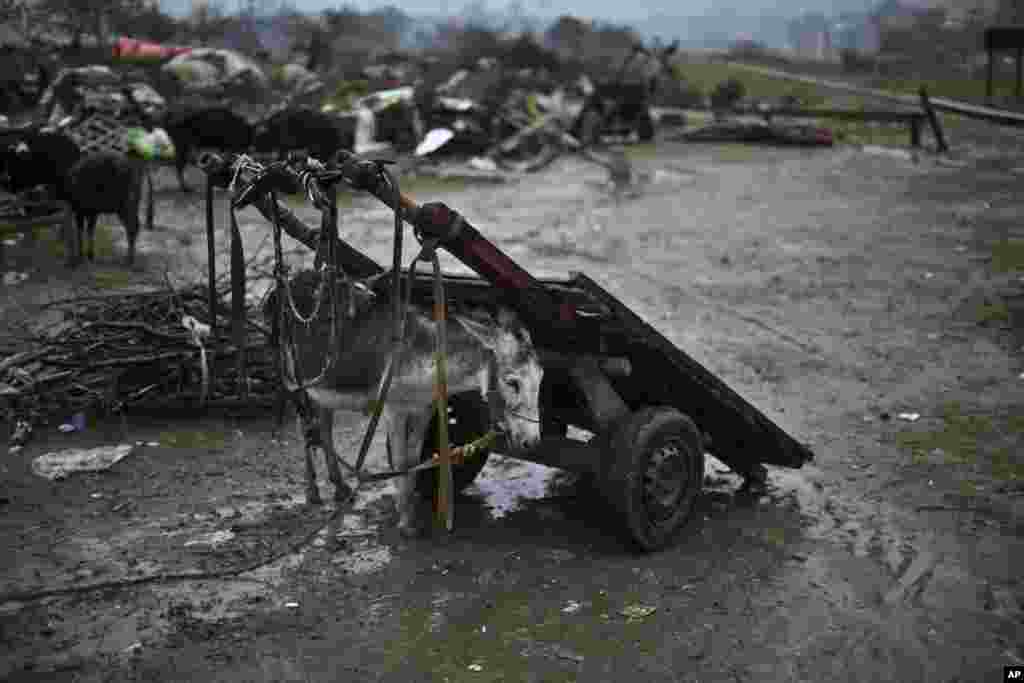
left=494, top=131, right=563, bottom=173
left=603, top=407, right=704, bottom=552
left=415, top=391, right=493, bottom=498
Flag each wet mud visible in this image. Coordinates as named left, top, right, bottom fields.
left=2, top=128, right=1023, bottom=682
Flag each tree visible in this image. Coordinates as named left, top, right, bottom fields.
left=191, top=0, right=229, bottom=45
left=39, top=0, right=148, bottom=48
left=0, top=0, right=52, bottom=45
left=111, top=4, right=180, bottom=42
left=544, top=14, right=589, bottom=55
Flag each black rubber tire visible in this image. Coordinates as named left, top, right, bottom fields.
left=637, top=110, right=656, bottom=142
left=415, top=391, right=493, bottom=498
left=494, top=131, right=563, bottom=173
left=602, top=407, right=705, bottom=552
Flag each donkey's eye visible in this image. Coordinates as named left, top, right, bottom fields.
left=504, top=378, right=522, bottom=394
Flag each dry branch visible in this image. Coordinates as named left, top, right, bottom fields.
left=1, top=283, right=279, bottom=444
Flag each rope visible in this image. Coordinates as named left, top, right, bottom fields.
left=181, top=315, right=212, bottom=406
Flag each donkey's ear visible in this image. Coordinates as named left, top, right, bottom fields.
left=453, top=313, right=497, bottom=349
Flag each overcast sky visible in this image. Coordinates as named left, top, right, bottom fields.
left=158, top=0, right=879, bottom=23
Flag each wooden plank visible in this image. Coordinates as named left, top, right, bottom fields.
left=765, top=108, right=923, bottom=123
left=984, top=26, right=1024, bottom=52
left=919, top=87, right=949, bottom=153
left=729, top=61, right=1024, bottom=128
left=569, top=272, right=815, bottom=472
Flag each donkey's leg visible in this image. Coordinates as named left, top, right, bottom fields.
left=318, top=407, right=353, bottom=502
left=391, top=408, right=433, bottom=537
left=296, top=414, right=322, bottom=505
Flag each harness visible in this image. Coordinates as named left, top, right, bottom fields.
left=214, top=153, right=496, bottom=531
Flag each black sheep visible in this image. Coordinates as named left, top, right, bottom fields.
left=161, top=106, right=254, bottom=193
left=0, top=131, right=152, bottom=267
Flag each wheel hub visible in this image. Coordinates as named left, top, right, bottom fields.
left=642, top=440, right=688, bottom=522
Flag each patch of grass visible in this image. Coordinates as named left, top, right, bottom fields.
left=0, top=223, right=22, bottom=239
left=977, top=301, right=1010, bottom=325
left=830, top=120, right=913, bottom=148
left=958, top=479, right=978, bottom=498
left=711, top=144, right=760, bottom=163
left=383, top=588, right=657, bottom=682
left=624, top=143, right=659, bottom=161
left=992, top=240, right=1024, bottom=273
left=894, top=403, right=1024, bottom=488
left=763, top=527, right=786, bottom=546
left=158, top=430, right=228, bottom=450
left=31, top=221, right=117, bottom=263
left=869, top=74, right=1023, bottom=105
left=92, top=269, right=132, bottom=289
left=991, top=448, right=1024, bottom=482
left=674, top=61, right=829, bottom=108
left=896, top=401, right=992, bottom=466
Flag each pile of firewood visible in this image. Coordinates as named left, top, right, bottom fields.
left=0, top=283, right=279, bottom=439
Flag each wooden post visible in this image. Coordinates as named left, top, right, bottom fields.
left=909, top=116, right=921, bottom=148
left=229, top=208, right=247, bottom=400
left=431, top=255, right=453, bottom=533
left=987, top=46, right=994, bottom=104
left=205, top=178, right=217, bottom=339
left=919, top=87, right=949, bottom=154
left=1017, top=46, right=1023, bottom=99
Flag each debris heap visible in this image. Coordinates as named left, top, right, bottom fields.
left=1, top=284, right=278, bottom=441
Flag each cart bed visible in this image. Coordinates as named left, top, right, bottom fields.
left=402, top=268, right=813, bottom=473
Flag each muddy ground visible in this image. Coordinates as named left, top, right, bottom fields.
left=1, top=115, right=1023, bottom=683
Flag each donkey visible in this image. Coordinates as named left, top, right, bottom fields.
left=265, top=269, right=544, bottom=536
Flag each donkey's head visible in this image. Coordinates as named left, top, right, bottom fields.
left=455, top=307, right=543, bottom=453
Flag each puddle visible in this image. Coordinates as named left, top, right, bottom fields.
left=470, top=456, right=564, bottom=519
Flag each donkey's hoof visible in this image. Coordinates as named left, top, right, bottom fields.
left=306, top=490, right=324, bottom=506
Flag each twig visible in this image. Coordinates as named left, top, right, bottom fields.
left=0, top=348, right=52, bottom=375
left=83, top=351, right=193, bottom=368
left=83, top=321, right=186, bottom=343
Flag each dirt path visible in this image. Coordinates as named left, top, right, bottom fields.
left=1, top=132, right=1022, bottom=682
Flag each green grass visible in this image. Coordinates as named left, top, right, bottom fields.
left=713, top=54, right=1024, bottom=105
left=895, top=402, right=1024, bottom=484
left=869, top=74, right=1024, bottom=104
left=977, top=301, right=1011, bottom=325
left=22, top=222, right=116, bottom=263
left=896, top=402, right=992, bottom=466
left=674, top=61, right=829, bottom=108
left=672, top=63, right=914, bottom=146
left=710, top=144, right=761, bottom=163
left=830, top=119, right=914, bottom=147
left=992, top=240, right=1024, bottom=273
left=381, top=588, right=659, bottom=682
left=624, top=143, right=659, bottom=161
left=157, top=430, right=228, bottom=450
left=91, top=269, right=133, bottom=289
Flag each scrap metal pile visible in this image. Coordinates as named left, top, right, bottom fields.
left=1, top=284, right=276, bottom=448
